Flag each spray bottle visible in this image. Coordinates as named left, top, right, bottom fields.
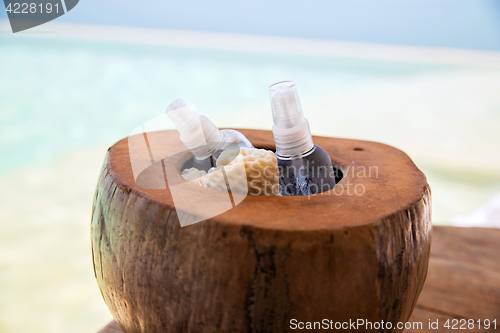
left=269, top=81, right=336, bottom=196
left=166, top=99, right=253, bottom=171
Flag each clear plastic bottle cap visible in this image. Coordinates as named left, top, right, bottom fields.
left=269, top=81, right=314, bottom=157
left=166, top=99, right=223, bottom=159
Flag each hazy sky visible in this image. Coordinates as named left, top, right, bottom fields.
left=2, top=0, right=500, bottom=50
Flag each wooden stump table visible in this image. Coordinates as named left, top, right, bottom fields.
left=97, top=225, right=500, bottom=332
left=91, top=129, right=433, bottom=332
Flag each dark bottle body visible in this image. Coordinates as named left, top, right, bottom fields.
left=277, top=145, right=336, bottom=196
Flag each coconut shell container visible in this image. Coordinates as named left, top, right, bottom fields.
left=91, top=123, right=431, bottom=333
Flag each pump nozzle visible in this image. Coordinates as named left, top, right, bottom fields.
left=269, top=81, right=314, bottom=157
left=165, top=99, right=197, bottom=129
left=166, top=99, right=223, bottom=160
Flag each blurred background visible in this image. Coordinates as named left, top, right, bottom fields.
left=1, top=0, right=500, bottom=332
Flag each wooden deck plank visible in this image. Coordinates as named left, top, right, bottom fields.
left=416, top=227, right=500, bottom=320
left=98, top=320, right=122, bottom=333
left=417, top=256, right=500, bottom=319
left=406, top=306, right=494, bottom=333
left=430, top=227, right=500, bottom=270
left=97, top=226, right=500, bottom=332
left=405, top=306, right=452, bottom=333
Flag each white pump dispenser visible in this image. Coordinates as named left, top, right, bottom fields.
left=269, top=81, right=314, bottom=157
left=268, top=81, right=337, bottom=196
left=166, top=99, right=253, bottom=169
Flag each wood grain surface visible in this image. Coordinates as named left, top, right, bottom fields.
left=92, top=129, right=432, bottom=332
left=98, top=226, right=500, bottom=333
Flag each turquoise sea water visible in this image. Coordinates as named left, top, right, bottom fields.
left=0, top=35, right=464, bottom=174
left=1, top=31, right=500, bottom=333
